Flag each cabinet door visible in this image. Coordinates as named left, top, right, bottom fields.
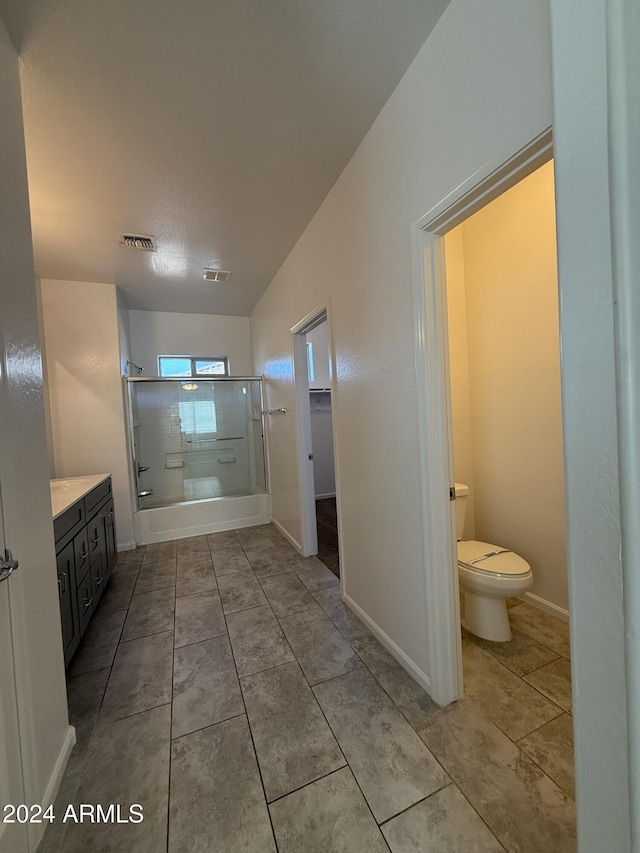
left=56, top=541, right=79, bottom=664
left=90, top=553, right=106, bottom=607
left=87, top=509, right=106, bottom=569
left=104, top=498, right=117, bottom=577
left=73, top=527, right=90, bottom=585
left=77, top=570, right=94, bottom=637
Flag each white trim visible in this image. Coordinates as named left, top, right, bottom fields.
left=606, top=2, right=640, bottom=843
left=116, top=541, right=137, bottom=553
left=315, top=491, right=336, bottom=500
left=290, top=300, right=345, bottom=590
left=411, top=229, right=462, bottom=706
left=411, top=128, right=554, bottom=706
left=28, top=725, right=76, bottom=851
left=522, top=591, right=570, bottom=623
left=291, top=329, right=318, bottom=557
left=344, top=594, right=431, bottom=693
left=414, top=127, right=553, bottom=235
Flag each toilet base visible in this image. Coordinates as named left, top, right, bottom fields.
left=464, top=590, right=512, bottom=642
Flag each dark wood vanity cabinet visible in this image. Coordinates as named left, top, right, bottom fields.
left=54, top=477, right=118, bottom=666
left=55, top=540, right=78, bottom=662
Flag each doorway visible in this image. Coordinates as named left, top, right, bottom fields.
left=306, top=320, right=339, bottom=576
left=291, top=305, right=341, bottom=578
left=444, top=160, right=567, bottom=623
left=412, top=129, right=555, bottom=705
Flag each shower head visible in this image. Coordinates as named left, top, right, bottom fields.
left=126, top=360, right=144, bottom=375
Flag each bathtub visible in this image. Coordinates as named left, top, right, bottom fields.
left=134, top=492, right=272, bottom=545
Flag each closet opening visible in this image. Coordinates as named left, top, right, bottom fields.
left=291, top=306, right=341, bottom=579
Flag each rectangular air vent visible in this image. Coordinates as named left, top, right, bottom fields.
left=118, top=233, right=157, bottom=251
left=203, top=269, right=232, bottom=283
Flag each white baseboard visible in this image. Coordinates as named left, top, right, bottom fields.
left=523, top=591, right=570, bottom=623
left=29, top=724, right=76, bottom=850
left=343, top=593, right=431, bottom=693
left=315, top=492, right=336, bottom=500
left=117, top=540, right=137, bottom=552
left=270, top=517, right=303, bottom=556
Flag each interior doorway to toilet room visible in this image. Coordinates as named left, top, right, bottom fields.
left=443, top=160, right=568, bottom=627
left=291, top=307, right=341, bottom=577
left=412, top=132, right=571, bottom=705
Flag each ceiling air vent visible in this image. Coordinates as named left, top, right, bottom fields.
left=203, top=269, right=232, bottom=283
left=118, top=233, right=157, bottom=251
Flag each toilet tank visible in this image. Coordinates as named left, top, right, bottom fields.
left=454, top=483, right=469, bottom=540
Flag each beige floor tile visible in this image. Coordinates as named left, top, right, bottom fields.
left=382, top=784, right=505, bottom=853
left=314, top=669, right=449, bottom=823
left=509, top=603, right=571, bottom=659
left=518, top=713, right=575, bottom=799
left=172, top=636, right=244, bottom=739
left=524, top=657, right=572, bottom=712
left=420, top=699, right=576, bottom=853
left=279, top=608, right=362, bottom=685
left=270, top=767, right=388, bottom=853
left=169, top=716, right=276, bottom=853
left=462, top=638, right=563, bottom=740
left=463, top=626, right=559, bottom=677
left=242, top=661, right=345, bottom=801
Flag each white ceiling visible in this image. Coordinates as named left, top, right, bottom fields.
left=1, top=0, right=450, bottom=315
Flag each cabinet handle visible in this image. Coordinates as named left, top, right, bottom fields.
left=59, top=572, right=67, bottom=594
left=83, top=596, right=93, bottom=610
left=80, top=550, right=89, bottom=561
left=57, top=577, right=62, bottom=595
left=94, top=576, right=103, bottom=587
left=91, top=537, right=100, bottom=545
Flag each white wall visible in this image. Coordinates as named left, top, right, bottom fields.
left=0, top=20, right=71, bottom=849
left=129, top=310, right=253, bottom=376
left=446, top=162, right=568, bottom=613
left=550, top=1, right=632, bottom=847
left=40, top=279, right=135, bottom=549
left=251, top=0, right=553, bottom=679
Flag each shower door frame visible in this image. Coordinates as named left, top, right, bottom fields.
left=125, top=376, right=268, bottom=510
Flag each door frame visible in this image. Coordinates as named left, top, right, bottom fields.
left=0, top=481, right=28, bottom=853
left=290, top=301, right=342, bottom=576
left=410, top=127, right=553, bottom=705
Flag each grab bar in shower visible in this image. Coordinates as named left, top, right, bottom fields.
left=187, top=437, right=243, bottom=443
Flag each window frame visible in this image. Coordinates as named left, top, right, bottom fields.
left=157, top=355, right=229, bottom=377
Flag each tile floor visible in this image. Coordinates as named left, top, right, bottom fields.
left=40, top=525, right=576, bottom=852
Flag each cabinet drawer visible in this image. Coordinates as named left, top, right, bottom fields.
left=85, top=479, right=111, bottom=517
left=77, top=571, right=94, bottom=636
left=54, top=501, right=86, bottom=549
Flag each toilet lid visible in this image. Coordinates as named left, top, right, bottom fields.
left=457, top=540, right=531, bottom=576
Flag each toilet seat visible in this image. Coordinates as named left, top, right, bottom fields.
left=457, top=540, right=531, bottom=577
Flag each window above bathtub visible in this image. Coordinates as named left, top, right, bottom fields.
left=158, top=355, right=229, bottom=377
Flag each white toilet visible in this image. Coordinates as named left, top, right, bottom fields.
left=455, top=483, right=533, bottom=642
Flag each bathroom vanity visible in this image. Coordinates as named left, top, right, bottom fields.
left=51, top=474, right=118, bottom=666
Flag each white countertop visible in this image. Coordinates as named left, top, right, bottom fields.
left=50, top=473, right=111, bottom=520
